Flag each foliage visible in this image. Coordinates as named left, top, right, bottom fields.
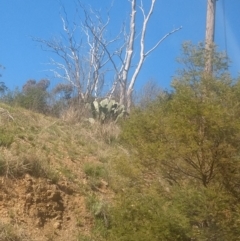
left=121, top=43, right=240, bottom=187
left=1, top=42, right=240, bottom=240
left=3, top=79, right=50, bottom=114
left=176, top=41, right=229, bottom=79
left=107, top=188, right=191, bottom=241
left=52, top=82, right=73, bottom=101
left=118, top=43, right=240, bottom=240
left=107, top=183, right=239, bottom=241
left=170, top=184, right=240, bottom=240
left=106, top=184, right=240, bottom=240
left=134, top=78, right=163, bottom=108
left=50, top=83, right=74, bottom=117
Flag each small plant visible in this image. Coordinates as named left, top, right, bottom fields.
left=86, top=194, right=110, bottom=228
left=84, top=163, right=107, bottom=179
left=84, top=163, right=108, bottom=191
left=0, top=128, right=14, bottom=147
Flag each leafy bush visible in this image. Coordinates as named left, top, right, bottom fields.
left=2, top=79, right=50, bottom=114
left=171, top=184, right=240, bottom=240
left=117, top=43, right=240, bottom=240
left=121, top=43, right=240, bottom=188
left=15, top=88, right=49, bottom=113
left=107, top=189, right=191, bottom=241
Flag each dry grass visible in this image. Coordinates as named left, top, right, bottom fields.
left=0, top=148, right=59, bottom=181
left=0, top=102, right=127, bottom=184
left=60, top=105, right=90, bottom=124
left=0, top=221, right=29, bottom=241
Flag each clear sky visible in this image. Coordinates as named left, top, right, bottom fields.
left=0, top=0, right=239, bottom=92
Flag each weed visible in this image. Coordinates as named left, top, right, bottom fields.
left=84, top=163, right=106, bottom=179
left=0, top=128, right=14, bottom=147
left=59, top=166, right=76, bottom=181
left=86, top=194, right=110, bottom=229
left=76, top=216, right=84, bottom=227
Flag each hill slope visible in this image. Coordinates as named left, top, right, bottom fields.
left=0, top=103, right=125, bottom=241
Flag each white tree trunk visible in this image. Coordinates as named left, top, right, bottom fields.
left=119, top=0, right=181, bottom=112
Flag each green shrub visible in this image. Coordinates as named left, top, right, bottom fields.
left=106, top=189, right=191, bottom=241
left=3, top=80, right=50, bottom=114
left=84, top=163, right=107, bottom=179
left=0, top=128, right=14, bottom=147
left=15, top=88, right=49, bottom=114
left=121, top=43, right=240, bottom=188
left=171, top=184, right=240, bottom=240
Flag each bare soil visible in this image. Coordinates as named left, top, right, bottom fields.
left=0, top=174, right=93, bottom=241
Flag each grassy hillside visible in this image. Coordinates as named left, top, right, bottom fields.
left=0, top=102, right=137, bottom=241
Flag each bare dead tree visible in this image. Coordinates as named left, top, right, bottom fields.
left=112, top=0, right=181, bottom=111
left=34, top=0, right=181, bottom=112
left=88, top=0, right=181, bottom=111
left=80, top=2, right=123, bottom=101
left=33, top=4, right=120, bottom=103
left=33, top=12, right=85, bottom=100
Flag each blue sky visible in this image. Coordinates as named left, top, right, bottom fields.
left=0, top=0, right=239, bottom=92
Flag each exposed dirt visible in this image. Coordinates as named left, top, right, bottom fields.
left=0, top=174, right=93, bottom=241
left=0, top=105, right=115, bottom=240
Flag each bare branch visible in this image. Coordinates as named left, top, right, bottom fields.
left=145, top=26, right=182, bottom=57
left=125, top=0, right=181, bottom=110
left=33, top=0, right=181, bottom=111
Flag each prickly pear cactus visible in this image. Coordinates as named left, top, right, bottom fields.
left=88, top=98, right=127, bottom=123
